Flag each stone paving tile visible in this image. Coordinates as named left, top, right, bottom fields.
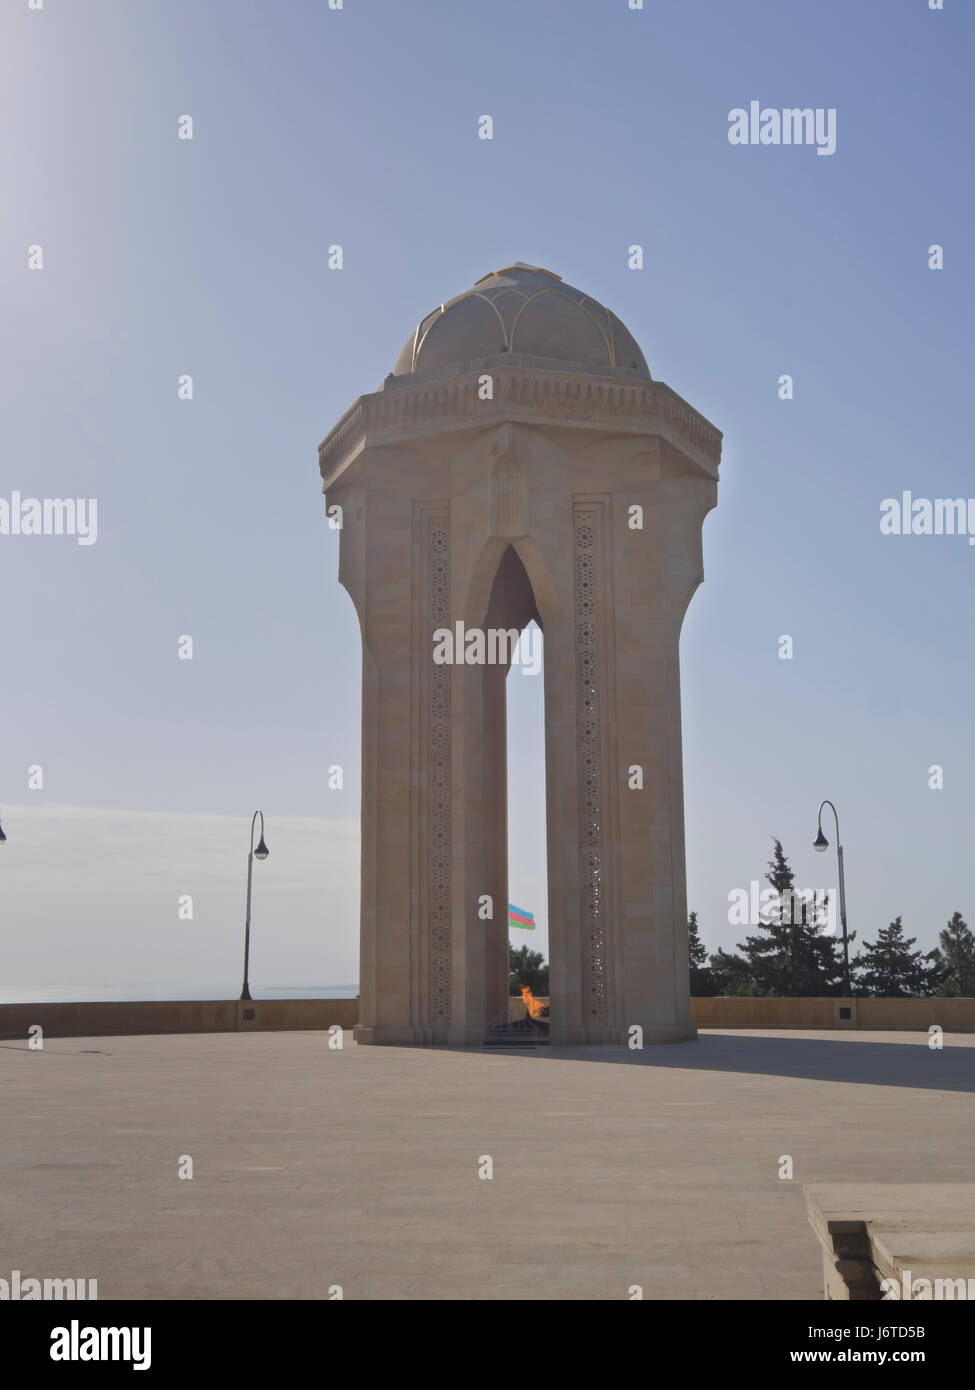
left=2, top=1028, right=972, bottom=1300
left=347, top=1276, right=417, bottom=1299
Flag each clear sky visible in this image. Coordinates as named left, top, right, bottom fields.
left=1, top=0, right=972, bottom=998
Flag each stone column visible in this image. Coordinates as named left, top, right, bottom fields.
left=320, top=352, right=721, bottom=1048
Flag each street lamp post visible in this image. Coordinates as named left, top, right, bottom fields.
left=241, top=810, right=269, bottom=1002
left=813, top=799, right=851, bottom=997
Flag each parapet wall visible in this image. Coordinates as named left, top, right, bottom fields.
left=0, top=998, right=358, bottom=1041
left=690, top=995, right=975, bottom=1032
left=0, top=994, right=971, bottom=1041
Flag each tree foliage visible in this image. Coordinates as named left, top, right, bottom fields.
left=731, top=840, right=846, bottom=997
left=509, top=945, right=549, bottom=995
left=930, top=912, right=975, bottom=997
left=852, top=917, right=938, bottom=997
left=687, top=911, right=717, bottom=995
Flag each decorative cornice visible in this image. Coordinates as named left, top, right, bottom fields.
left=318, top=368, right=722, bottom=489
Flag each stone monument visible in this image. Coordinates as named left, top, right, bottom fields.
left=318, top=263, right=721, bottom=1045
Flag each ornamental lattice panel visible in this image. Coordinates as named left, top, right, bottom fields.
left=574, top=506, right=607, bottom=1021
left=429, top=516, right=452, bottom=1025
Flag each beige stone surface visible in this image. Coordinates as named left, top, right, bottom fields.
left=319, top=263, right=722, bottom=1046
left=0, top=998, right=360, bottom=1040
left=805, top=1182, right=975, bottom=1298
left=2, top=1028, right=972, bottom=1300
left=694, top=996, right=975, bottom=1031
left=871, top=1229, right=975, bottom=1287
left=3, top=995, right=973, bottom=1044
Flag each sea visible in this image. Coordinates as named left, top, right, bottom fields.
left=0, top=985, right=358, bottom=1003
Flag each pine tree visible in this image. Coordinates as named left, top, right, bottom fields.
left=930, top=912, right=975, bottom=997
left=687, top=911, right=715, bottom=995
left=708, top=947, right=758, bottom=996
left=736, top=839, right=846, bottom=996
left=852, top=917, right=938, bottom=997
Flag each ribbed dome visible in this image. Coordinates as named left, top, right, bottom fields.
left=392, top=263, right=651, bottom=379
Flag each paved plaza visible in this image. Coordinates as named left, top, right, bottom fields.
left=2, top=1029, right=972, bottom=1300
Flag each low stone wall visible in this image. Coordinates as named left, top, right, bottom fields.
left=691, top=996, right=850, bottom=1030
left=1, top=994, right=971, bottom=1041
left=691, top=995, right=975, bottom=1032
left=516, top=996, right=975, bottom=1031
left=855, top=997, right=975, bottom=1031
left=0, top=998, right=358, bottom=1041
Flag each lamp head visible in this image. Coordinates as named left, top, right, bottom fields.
left=254, top=837, right=269, bottom=861
left=813, top=828, right=829, bottom=853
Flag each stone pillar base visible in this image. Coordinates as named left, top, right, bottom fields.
left=356, top=1023, right=698, bottom=1047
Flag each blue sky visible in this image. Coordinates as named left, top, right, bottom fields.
left=1, top=0, right=972, bottom=996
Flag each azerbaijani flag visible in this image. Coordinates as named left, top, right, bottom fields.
left=508, top=903, right=535, bottom=931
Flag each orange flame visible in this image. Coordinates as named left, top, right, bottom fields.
left=521, top=984, right=544, bottom=1019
